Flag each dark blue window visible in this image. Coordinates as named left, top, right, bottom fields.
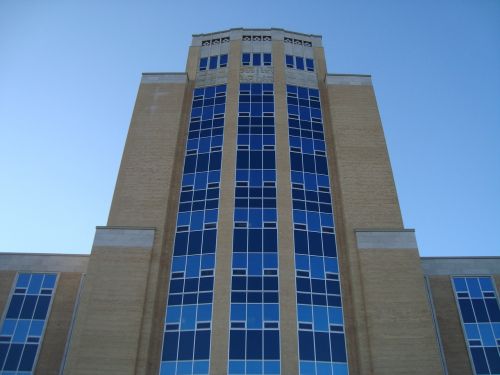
left=194, top=330, right=210, bottom=359
left=18, top=344, right=37, bottom=371
left=264, top=330, right=280, bottom=359
left=306, top=58, right=315, bottom=72
left=199, top=54, right=228, bottom=71
left=162, top=332, right=178, bottom=361
left=209, top=56, right=218, bottom=70
left=299, top=330, right=315, bottom=360
left=219, top=54, right=228, bottom=68
left=453, top=276, right=500, bottom=375
left=471, top=348, right=489, bottom=374
left=229, top=83, right=280, bottom=373
left=295, top=57, right=305, bottom=70
left=178, top=331, right=195, bottom=360
left=285, top=55, right=314, bottom=73
left=0, top=273, right=57, bottom=373
left=229, top=330, right=245, bottom=359
left=3, top=344, right=23, bottom=371
left=331, top=333, right=347, bottom=362
left=315, top=332, right=331, bottom=361
left=241, top=53, right=271, bottom=67
left=160, top=85, right=226, bottom=375
left=242, top=53, right=251, bottom=66
left=199, top=57, right=208, bottom=71
left=252, top=53, right=261, bottom=66
left=287, top=85, right=349, bottom=374
left=263, top=53, right=272, bottom=66
left=6, top=295, right=24, bottom=319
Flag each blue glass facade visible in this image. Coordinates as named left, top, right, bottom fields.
left=286, top=85, right=349, bottom=375
left=452, top=277, right=500, bottom=375
left=0, top=273, right=57, bottom=374
left=228, top=83, right=280, bottom=375
left=160, top=84, right=227, bottom=375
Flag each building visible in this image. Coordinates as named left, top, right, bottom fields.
left=0, top=28, right=499, bottom=375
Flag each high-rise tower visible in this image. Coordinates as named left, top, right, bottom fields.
left=63, top=27, right=443, bottom=374
left=1, top=28, right=499, bottom=375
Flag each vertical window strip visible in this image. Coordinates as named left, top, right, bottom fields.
left=160, top=84, right=227, bottom=375
left=0, top=273, right=57, bottom=374
left=286, top=84, right=349, bottom=375
left=452, top=276, right=500, bottom=375
left=228, top=83, right=280, bottom=375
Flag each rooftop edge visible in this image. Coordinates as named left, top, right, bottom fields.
left=192, top=27, right=322, bottom=39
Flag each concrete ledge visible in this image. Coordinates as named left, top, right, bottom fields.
left=93, top=227, right=155, bottom=249
left=141, top=73, right=187, bottom=84
left=356, top=229, right=417, bottom=249
left=421, top=257, right=500, bottom=276
left=0, top=253, right=89, bottom=272
left=326, top=74, right=372, bottom=86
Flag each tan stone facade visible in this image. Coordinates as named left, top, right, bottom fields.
left=1, top=29, right=499, bottom=375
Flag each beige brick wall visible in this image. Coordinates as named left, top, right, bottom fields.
left=111, top=79, right=190, bottom=375
left=66, top=78, right=190, bottom=374
left=358, top=249, right=443, bottom=374
left=143, top=81, right=193, bottom=375
left=107, top=80, right=188, bottom=228
left=324, top=81, right=442, bottom=374
left=317, top=51, right=363, bottom=375
left=324, top=83, right=403, bottom=230
left=63, top=247, right=152, bottom=374
left=0, top=271, right=16, bottom=319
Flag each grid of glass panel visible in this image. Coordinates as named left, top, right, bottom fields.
left=286, top=85, right=349, bottom=375
left=160, top=84, right=227, bottom=375
left=285, top=55, right=314, bottom=72
left=0, top=273, right=57, bottom=374
left=452, top=277, right=500, bottom=374
left=199, top=54, right=228, bottom=71
left=241, top=53, right=272, bottom=67
left=228, top=83, right=280, bottom=374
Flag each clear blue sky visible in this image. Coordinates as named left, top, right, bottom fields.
left=0, top=0, right=499, bottom=256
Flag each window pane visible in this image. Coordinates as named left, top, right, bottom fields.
left=296, top=56, right=305, bottom=70
left=253, top=53, right=261, bottom=66
left=199, top=57, right=208, bottom=71
left=219, top=54, right=228, bottom=67
left=263, top=53, right=272, bottom=66
left=242, top=53, right=251, bottom=66
left=306, top=58, right=314, bottom=71
left=209, top=56, right=218, bottom=70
